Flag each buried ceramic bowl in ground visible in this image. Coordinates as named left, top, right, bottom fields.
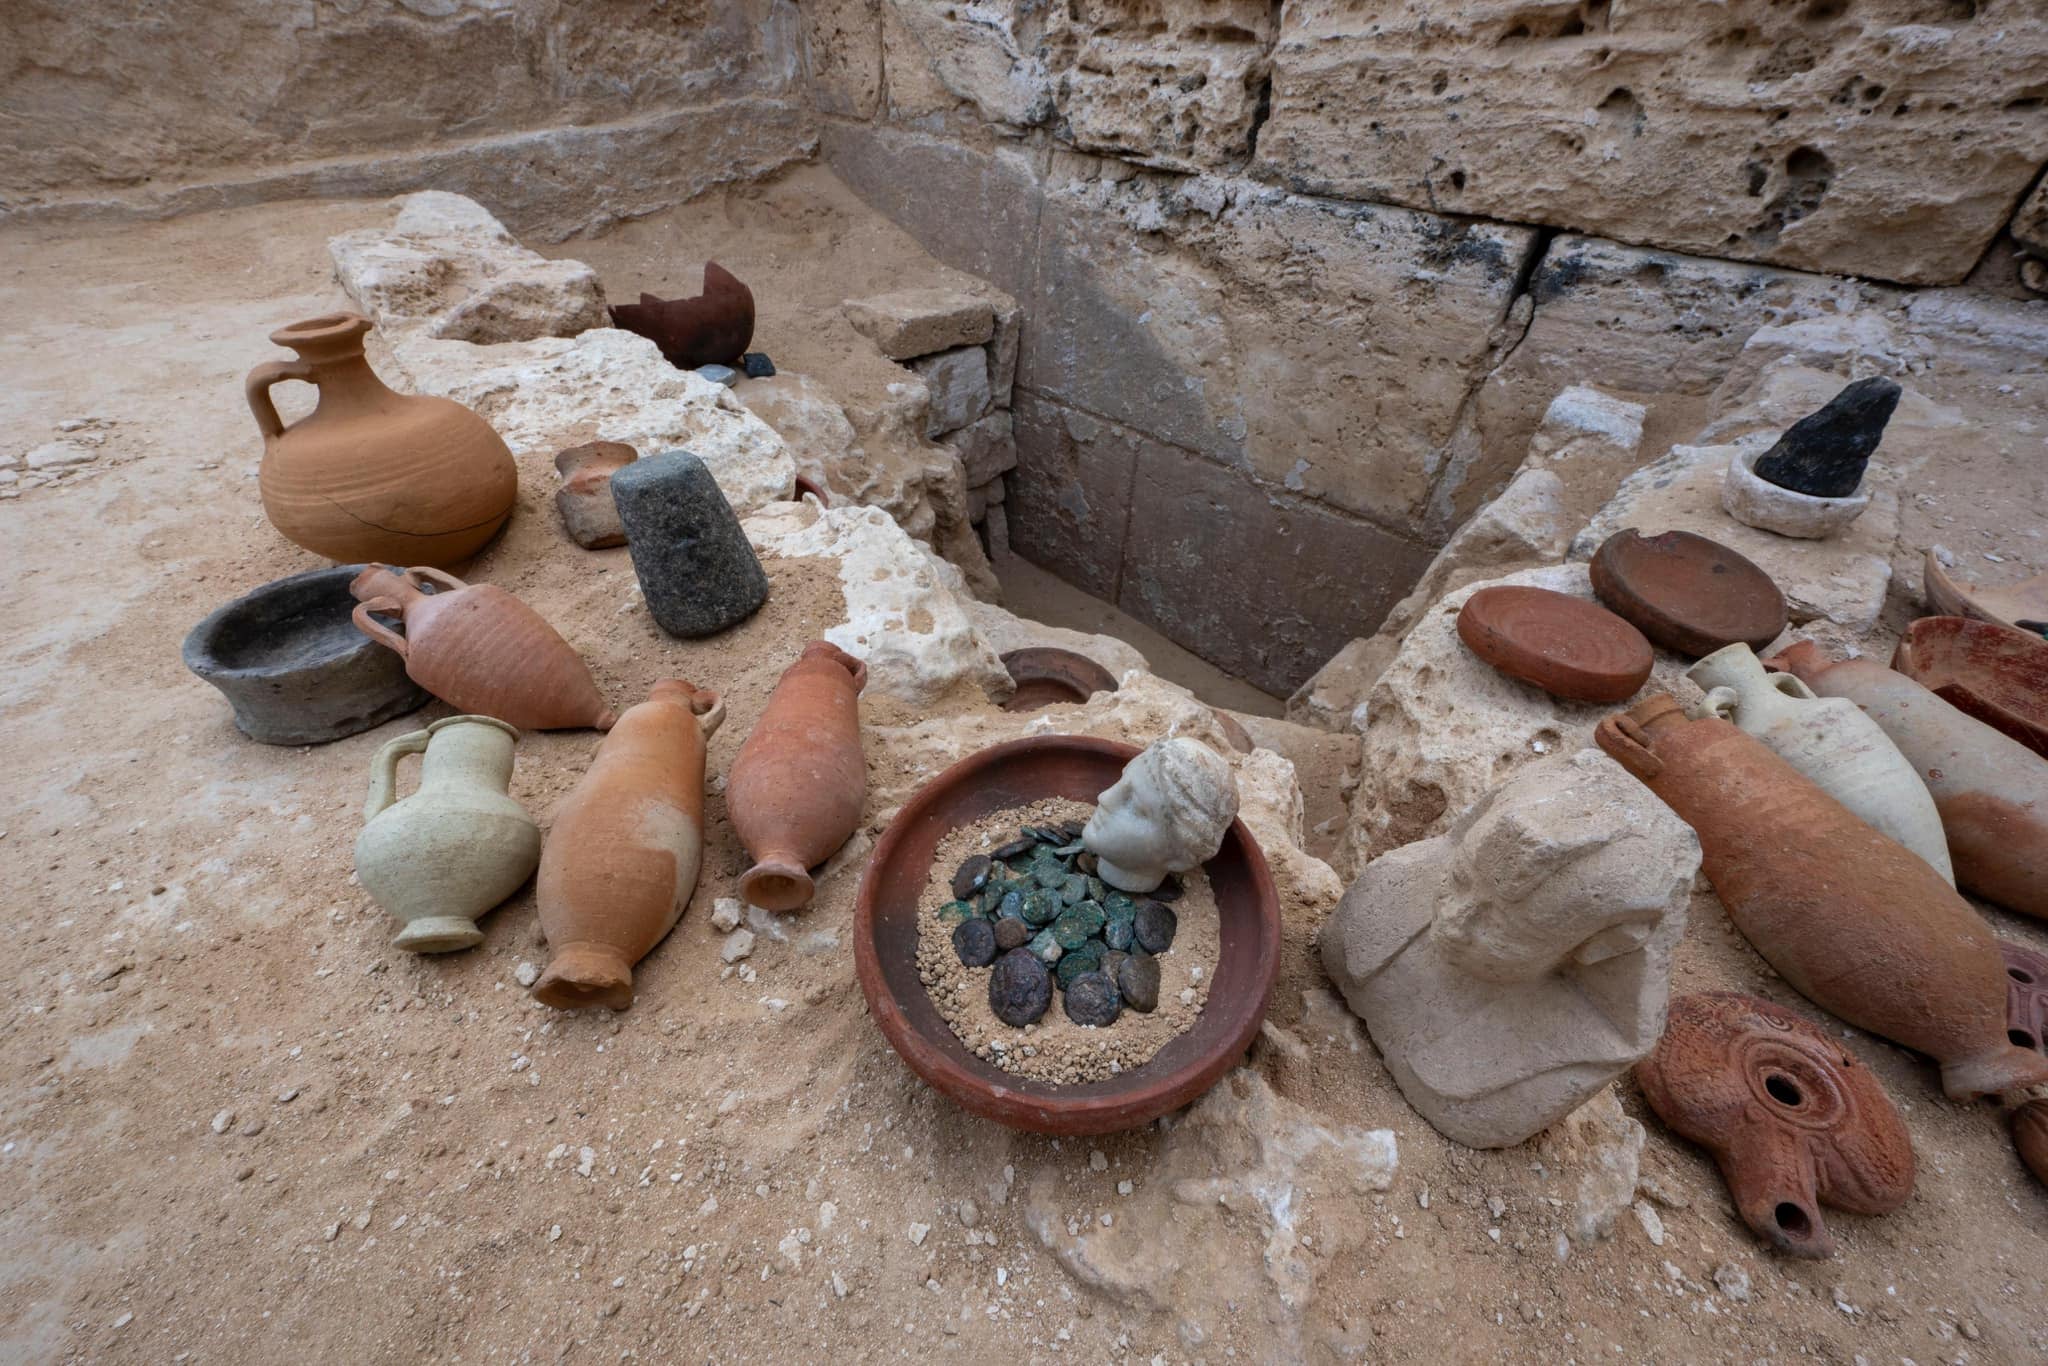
left=854, top=736, right=1279, bottom=1135
left=999, top=647, right=1120, bottom=712
left=183, top=563, right=429, bottom=745
left=1722, top=442, right=1870, bottom=540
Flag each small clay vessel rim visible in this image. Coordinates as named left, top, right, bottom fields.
left=269, top=311, right=373, bottom=350
left=999, top=648, right=1120, bottom=706
left=183, top=563, right=383, bottom=681
left=853, top=735, right=1281, bottom=1135
left=1591, top=527, right=1788, bottom=653
left=425, top=714, right=520, bottom=741
left=1732, top=443, right=1872, bottom=510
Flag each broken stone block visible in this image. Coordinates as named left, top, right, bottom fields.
left=913, top=346, right=991, bottom=437
left=329, top=191, right=607, bottom=343
left=842, top=288, right=995, bottom=360
left=945, top=410, right=1017, bottom=487
left=1321, top=749, right=1698, bottom=1149
left=553, top=441, right=636, bottom=549
left=988, top=302, right=1021, bottom=405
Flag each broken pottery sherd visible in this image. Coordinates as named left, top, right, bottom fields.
left=1596, top=694, right=2048, bottom=1100
left=249, top=312, right=516, bottom=566
left=725, top=641, right=869, bottom=912
left=1687, top=643, right=1952, bottom=882
left=1893, top=616, right=2048, bottom=760
left=1722, top=442, right=1870, bottom=540
left=606, top=263, right=754, bottom=370
left=533, top=680, right=725, bottom=1010
left=609, top=450, right=770, bottom=639
left=182, top=564, right=428, bottom=745
left=1590, top=528, right=1787, bottom=658
left=1455, top=585, right=1653, bottom=703
left=552, top=441, right=637, bottom=549
left=2014, top=1098, right=2048, bottom=1187
left=354, top=715, right=540, bottom=953
left=1924, top=549, right=2048, bottom=640
left=2002, top=941, right=2048, bottom=1055
left=350, top=564, right=616, bottom=731
left=1320, top=748, right=1698, bottom=1149
left=1082, top=737, right=1239, bottom=894
left=1770, top=640, right=2048, bottom=921
left=1751, top=376, right=1901, bottom=499
left=1636, top=992, right=1914, bottom=1259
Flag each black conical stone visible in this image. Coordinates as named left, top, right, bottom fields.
left=1750, top=376, right=1902, bottom=499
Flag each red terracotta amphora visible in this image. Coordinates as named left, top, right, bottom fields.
left=533, top=680, right=725, bottom=1010
left=351, top=565, right=615, bottom=731
left=1769, top=639, right=2048, bottom=921
left=726, top=641, right=868, bottom=911
left=1596, top=694, right=2048, bottom=1100
left=1638, top=993, right=1913, bottom=1258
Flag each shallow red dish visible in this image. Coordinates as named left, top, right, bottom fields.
left=1893, top=616, right=2048, bottom=759
left=853, top=736, right=1281, bottom=1134
left=1456, top=585, right=1654, bottom=703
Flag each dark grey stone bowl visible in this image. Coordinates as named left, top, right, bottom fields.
left=182, top=564, right=429, bottom=746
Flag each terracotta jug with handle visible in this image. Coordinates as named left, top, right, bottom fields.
left=248, top=312, right=516, bottom=566
left=354, top=715, right=540, bottom=952
left=726, top=641, right=868, bottom=911
left=533, top=680, right=725, bottom=1010
left=350, top=565, right=615, bottom=731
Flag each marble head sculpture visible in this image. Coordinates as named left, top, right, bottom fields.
left=1320, top=748, right=1700, bottom=1148
left=1082, top=736, right=1240, bottom=894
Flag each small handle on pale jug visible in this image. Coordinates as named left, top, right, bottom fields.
left=363, top=729, right=432, bottom=821
left=244, top=360, right=314, bottom=440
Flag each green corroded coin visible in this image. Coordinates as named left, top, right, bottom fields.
left=1028, top=928, right=1063, bottom=963
left=1055, top=944, right=1104, bottom=988
left=1104, top=891, right=1136, bottom=922
left=1102, top=917, right=1134, bottom=952
left=1022, top=889, right=1061, bottom=926
left=996, top=889, right=1025, bottom=920
left=1052, top=910, right=1097, bottom=950
left=936, top=900, right=977, bottom=924
left=1067, top=901, right=1106, bottom=937
left=1059, top=874, right=1090, bottom=906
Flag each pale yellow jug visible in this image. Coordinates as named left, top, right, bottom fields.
left=354, top=715, right=542, bottom=951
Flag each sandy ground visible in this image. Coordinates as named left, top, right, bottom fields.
left=1, top=177, right=2046, bottom=1366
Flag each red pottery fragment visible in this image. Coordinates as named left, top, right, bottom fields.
left=2014, top=1098, right=2048, bottom=1187
left=2001, top=941, right=2048, bottom=1055
left=726, top=641, right=869, bottom=912
left=1595, top=695, right=2048, bottom=1100
left=1892, top=616, right=2048, bottom=759
left=1589, top=528, right=1787, bottom=658
left=607, top=263, right=755, bottom=370
left=349, top=565, right=616, bottom=731
left=1769, top=639, right=2048, bottom=921
left=1637, top=992, right=1913, bottom=1258
left=533, top=680, right=724, bottom=1010
left=853, top=736, right=1281, bottom=1134
left=1455, top=585, right=1653, bottom=703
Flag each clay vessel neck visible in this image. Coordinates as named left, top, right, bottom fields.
left=364, top=715, right=517, bottom=820
left=270, top=313, right=398, bottom=409
left=350, top=564, right=461, bottom=610
left=1691, top=644, right=1816, bottom=719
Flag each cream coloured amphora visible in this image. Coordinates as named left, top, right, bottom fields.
left=354, top=715, right=542, bottom=952
left=1685, top=644, right=1953, bottom=883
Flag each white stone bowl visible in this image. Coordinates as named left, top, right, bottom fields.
left=1721, top=443, right=1869, bottom=539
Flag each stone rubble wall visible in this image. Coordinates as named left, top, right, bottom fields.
left=806, top=0, right=2048, bottom=696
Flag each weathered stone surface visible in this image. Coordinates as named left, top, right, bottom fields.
left=743, top=501, right=1010, bottom=704
left=2016, top=177, right=2048, bottom=258
left=330, top=192, right=607, bottom=344
left=842, top=287, right=996, bottom=360
left=1006, top=394, right=1139, bottom=602
left=803, top=0, right=886, bottom=119
left=946, top=409, right=1017, bottom=488
left=913, top=346, right=991, bottom=437
left=1043, top=0, right=1277, bottom=172
left=387, top=328, right=794, bottom=516
left=1255, top=1, right=2048, bottom=286
left=1518, top=384, right=1650, bottom=528
left=1117, top=433, right=1437, bottom=698
left=988, top=299, right=1021, bottom=403
left=880, top=0, right=1052, bottom=129
left=1339, top=562, right=1695, bottom=873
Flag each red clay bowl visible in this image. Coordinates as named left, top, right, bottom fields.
left=1893, top=616, right=2048, bottom=759
left=853, top=735, right=1281, bottom=1134
left=1456, top=585, right=1654, bottom=703
left=1590, top=528, right=1787, bottom=658
left=999, top=647, right=1120, bottom=712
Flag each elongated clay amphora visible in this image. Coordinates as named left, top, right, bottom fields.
left=354, top=716, right=540, bottom=952
left=350, top=565, right=616, bottom=731
left=533, top=680, right=725, bottom=1009
left=725, top=641, right=868, bottom=911
left=1770, top=640, right=2048, bottom=921
left=1687, top=644, right=1953, bottom=883
left=249, top=313, right=516, bottom=566
left=1596, top=695, right=2048, bottom=1100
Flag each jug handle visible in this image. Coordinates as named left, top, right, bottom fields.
left=1594, top=713, right=1664, bottom=783
left=407, top=566, right=469, bottom=594
left=695, top=689, right=727, bottom=739
left=364, top=729, right=432, bottom=822
left=1694, top=685, right=1740, bottom=722
left=245, top=360, right=315, bottom=440
left=351, top=597, right=409, bottom=657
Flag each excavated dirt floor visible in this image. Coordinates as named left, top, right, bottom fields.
left=1, top=176, right=2046, bottom=1365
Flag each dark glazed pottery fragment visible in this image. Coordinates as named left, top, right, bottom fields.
left=1636, top=992, right=1914, bottom=1259
left=1752, top=376, right=1901, bottom=499
left=1590, top=528, right=1788, bottom=658
left=1892, top=616, right=2048, bottom=760
left=184, top=564, right=429, bottom=745
left=1000, top=648, right=1120, bottom=712
left=1455, top=585, right=1653, bottom=702
left=853, top=736, right=1281, bottom=1134
left=607, top=262, right=755, bottom=370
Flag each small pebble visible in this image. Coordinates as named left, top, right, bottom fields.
left=710, top=898, right=743, bottom=933
left=513, top=961, right=541, bottom=987
left=989, top=949, right=1052, bottom=1026
left=721, top=929, right=756, bottom=963
left=1117, top=952, right=1161, bottom=1012
left=694, top=363, right=738, bottom=387
left=952, top=918, right=997, bottom=968
left=1063, top=973, right=1121, bottom=1027
left=1133, top=900, right=1178, bottom=954
left=993, top=917, right=1031, bottom=951
left=953, top=855, right=992, bottom=900
left=741, top=352, right=776, bottom=378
